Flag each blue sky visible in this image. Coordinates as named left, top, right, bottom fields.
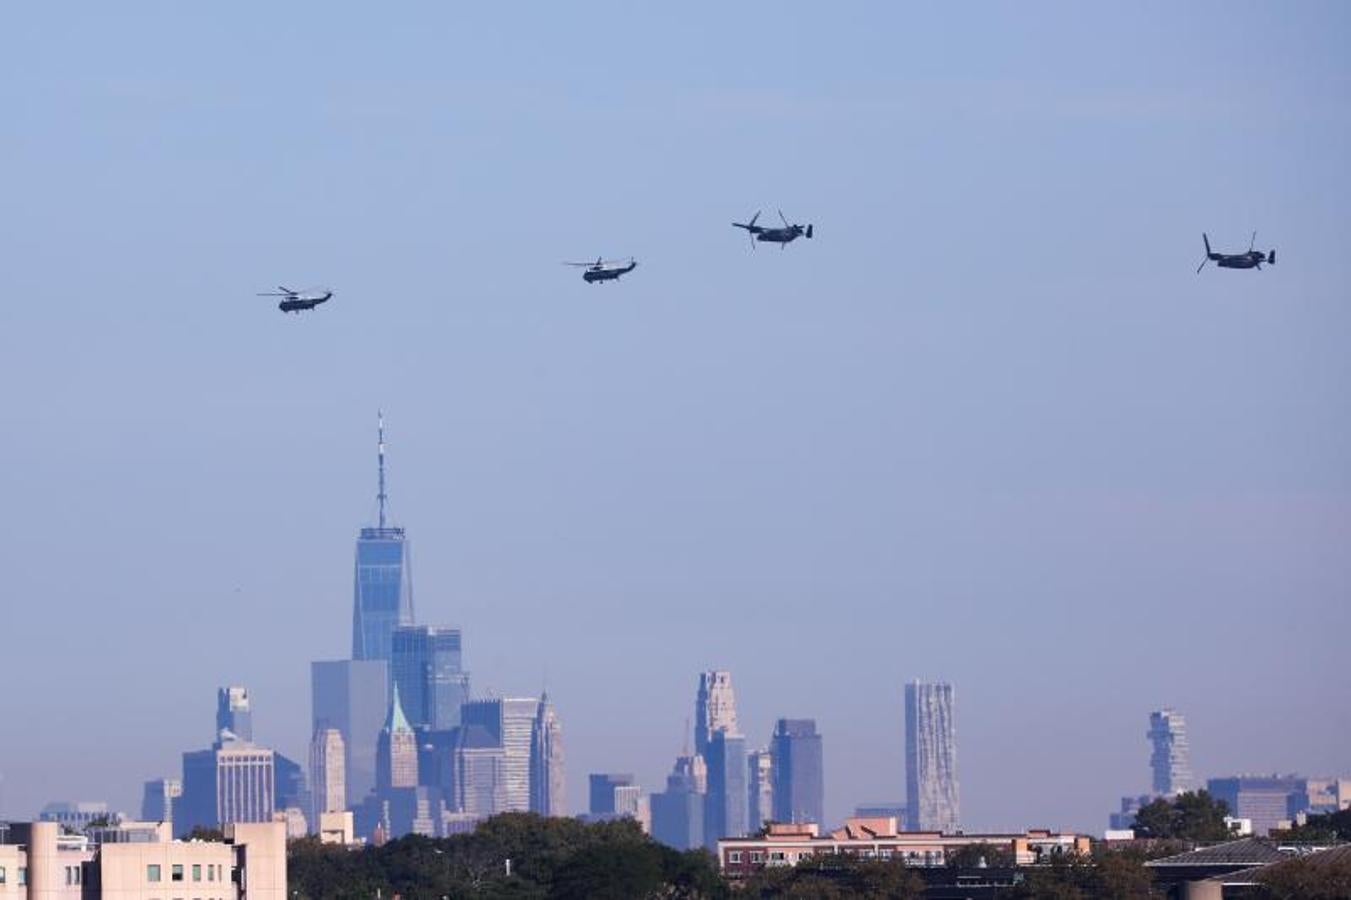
left=0, top=3, right=1347, bottom=832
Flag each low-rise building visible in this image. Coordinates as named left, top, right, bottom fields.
left=0, top=818, right=285, bottom=900
left=716, top=817, right=1090, bottom=877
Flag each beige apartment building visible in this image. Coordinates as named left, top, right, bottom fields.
left=0, top=820, right=285, bottom=900
left=717, top=817, right=1091, bottom=877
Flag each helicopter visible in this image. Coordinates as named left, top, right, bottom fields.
left=257, top=286, right=334, bottom=313
left=732, top=210, right=813, bottom=249
left=565, top=257, right=638, bottom=283
left=1197, top=233, right=1275, bottom=273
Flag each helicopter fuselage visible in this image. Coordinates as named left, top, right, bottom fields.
left=1212, top=253, right=1265, bottom=270
left=582, top=263, right=637, bottom=283
left=279, top=292, right=333, bottom=312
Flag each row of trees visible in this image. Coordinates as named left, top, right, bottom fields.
left=288, top=814, right=723, bottom=899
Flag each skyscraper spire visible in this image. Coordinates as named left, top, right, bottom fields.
left=377, top=410, right=388, bottom=530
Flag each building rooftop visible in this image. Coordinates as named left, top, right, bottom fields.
left=1147, top=837, right=1294, bottom=868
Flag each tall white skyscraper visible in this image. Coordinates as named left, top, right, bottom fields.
left=695, top=671, right=738, bottom=757
left=530, top=692, right=566, bottom=817
left=905, top=680, right=959, bottom=833
left=748, top=749, right=774, bottom=830
left=1148, top=709, right=1192, bottom=796
left=309, top=726, right=346, bottom=827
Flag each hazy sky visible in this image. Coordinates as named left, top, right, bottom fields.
left=1, top=3, right=1347, bottom=833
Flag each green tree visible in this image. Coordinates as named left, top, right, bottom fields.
left=945, top=841, right=1014, bottom=868
left=1271, top=807, right=1351, bottom=843
left=186, top=825, right=226, bottom=842
left=1255, top=853, right=1351, bottom=900
left=1007, top=850, right=1158, bottom=900
left=1131, top=790, right=1231, bottom=841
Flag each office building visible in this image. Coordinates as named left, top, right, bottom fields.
left=695, top=671, right=738, bottom=757
left=352, top=414, right=414, bottom=663
left=216, top=686, right=253, bottom=742
left=36, top=802, right=121, bottom=833
left=1148, top=709, right=1192, bottom=796
left=309, top=726, right=346, bottom=827
left=1206, top=776, right=1307, bottom=837
left=905, top=680, right=960, bottom=832
left=704, top=730, right=748, bottom=849
left=748, top=750, right=774, bottom=830
left=451, top=725, right=507, bottom=818
left=178, top=744, right=276, bottom=837
left=311, top=658, right=387, bottom=807
left=140, top=779, right=181, bottom=823
left=651, top=756, right=705, bottom=851
left=855, top=802, right=908, bottom=822
left=529, top=693, right=566, bottom=817
left=589, top=774, right=635, bottom=817
left=771, top=719, right=824, bottom=827
left=391, top=625, right=471, bottom=731
left=0, top=819, right=286, bottom=900
left=461, top=698, right=538, bottom=812
left=376, top=685, right=419, bottom=792
left=274, top=753, right=306, bottom=817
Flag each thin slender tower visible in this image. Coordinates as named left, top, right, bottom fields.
left=352, top=412, right=415, bottom=661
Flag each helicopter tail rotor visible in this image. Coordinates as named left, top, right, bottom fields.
left=806, top=224, right=813, bottom=239
left=1268, top=249, right=1275, bottom=265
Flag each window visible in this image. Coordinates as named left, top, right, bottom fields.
left=770, top=851, right=786, bottom=861
left=148, top=864, right=162, bottom=882
left=19, top=867, right=27, bottom=885
left=0, top=865, right=6, bottom=884
left=172, top=863, right=184, bottom=882
left=727, top=851, right=742, bottom=863
left=192, top=863, right=201, bottom=881
left=749, top=851, right=764, bottom=863
left=208, top=863, right=215, bottom=881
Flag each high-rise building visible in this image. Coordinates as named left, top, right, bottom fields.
left=748, top=750, right=774, bottom=830
left=529, top=693, right=566, bottom=817
left=905, top=680, right=959, bottom=833
left=651, top=757, right=705, bottom=851
left=451, top=725, right=507, bottom=818
left=309, top=727, right=346, bottom=826
left=178, top=744, right=276, bottom=837
left=141, top=779, right=182, bottom=823
left=311, top=658, right=388, bottom=807
left=695, top=671, right=738, bottom=757
left=376, top=685, right=419, bottom=792
left=1148, top=709, right=1193, bottom=796
left=771, top=719, right=824, bottom=826
left=1206, top=776, right=1307, bottom=837
left=704, top=730, right=748, bottom=849
left=352, top=414, right=415, bottom=662
left=216, top=687, right=253, bottom=743
left=461, top=698, right=538, bottom=812
left=589, top=774, right=635, bottom=817
left=391, top=626, right=471, bottom=731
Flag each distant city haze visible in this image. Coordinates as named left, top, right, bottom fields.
left=0, top=3, right=1348, bottom=834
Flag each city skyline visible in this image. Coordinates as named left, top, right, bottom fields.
left=1, top=3, right=1347, bottom=835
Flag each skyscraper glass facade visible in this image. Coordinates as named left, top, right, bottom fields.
left=352, top=526, right=414, bottom=662
left=391, top=626, right=470, bottom=731
left=1148, top=708, right=1193, bottom=796
left=311, top=659, right=388, bottom=807
left=703, top=730, right=747, bottom=850
left=461, top=698, right=539, bottom=813
left=771, top=718, right=824, bottom=826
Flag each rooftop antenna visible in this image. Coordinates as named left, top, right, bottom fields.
left=377, top=411, right=388, bottom=529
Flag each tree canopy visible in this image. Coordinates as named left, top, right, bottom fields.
left=287, top=813, right=726, bottom=900
left=1131, top=790, right=1232, bottom=841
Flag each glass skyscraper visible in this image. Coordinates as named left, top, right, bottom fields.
left=703, top=730, right=747, bottom=850
left=1148, top=708, right=1192, bottom=796
left=391, top=626, right=471, bottom=731
left=352, top=415, right=414, bottom=662
left=771, top=718, right=824, bottom=826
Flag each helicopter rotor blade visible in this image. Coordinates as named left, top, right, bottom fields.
left=1249, top=231, right=1257, bottom=252
left=1196, top=256, right=1209, bottom=274
left=778, top=209, right=790, bottom=228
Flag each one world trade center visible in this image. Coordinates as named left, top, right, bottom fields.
left=352, top=413, right=414, bottom=661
